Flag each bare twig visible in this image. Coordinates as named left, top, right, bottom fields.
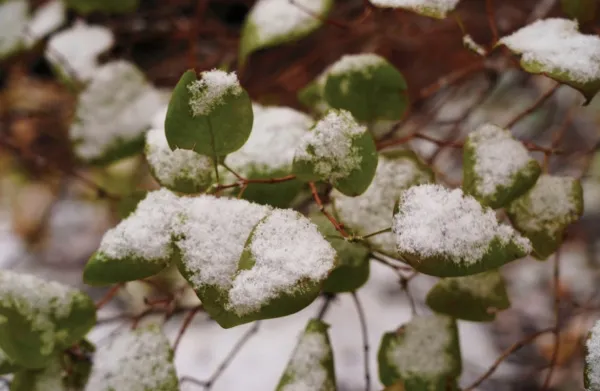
left=360, top=227, right=392, bottom=240
left=95, top=284, right=123, bottom=310
left=309, top=182, right=348, bottom=237
left=485, top=0, right=499, bottom=45
left=351, top=292, right=371, bottom=391
left=316, top=293, right=336, bottom=320
left=173, top=305, right=203, bottom=354
left=505, top=83, right=560, bottom=129
left=541, top=250, right=562, bottom=390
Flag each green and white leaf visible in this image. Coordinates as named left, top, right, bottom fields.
left=585, top=320, right=600, bottom=391
left=11, top=356, right=69, bottom=391
left=369, top=0, right=460, bottom=18
left=84, top=189, right=183, bottom=285
left=165, top=69, right=253, bottom=157
left=463, top=123, right=541, bottom=208
left=498, top=18, right=600, bottom=102
left=323, top=53, right=409, bottom=123
left=239, top=0, right=334, bottom=66
left=276, top=319, right=336, bottom=391
left=561, top=0, right=598, bottom=23
left=0, top=271, right=96, bottom=369
left=378, top=314, right=462, bottom=390
left=293, top=109, right=378, bottom=196
left=175, top=196, right=337, bottom=328
left=332, top=150, right=433, bottom=257
left=393, top=184, right=531, bottom=277
left=70, top=60, right=163, bottom=164
left=145, top=127, right=215, bottom=194
left=85, top=324, right=179, bottom=391
left=65, top=0, right=139, bottom=14
left=425, top=270, right=511, bottom=322
left=507, top=174, right=583, bottom=259
left=310, top=212, right=370, bottom=293
left=23, top=0, right=66, bottom=48
left=0, top=0, right=28, bottom=59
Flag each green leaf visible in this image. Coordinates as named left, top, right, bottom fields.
left=298, top=79, right=330, bottom=114
left=145, top=128, right=216, bottom=194
left=310, top=212, right=370, bottom=293
left=86, top=324, right=179, bottom=391
left=377, top=314, right=462, bottom=389
left=425, top=270, right=511, bottom=321
left=0, top=271, right=96, bottom=369
left=507, top=174, right=583, bottom=260
left=175, top=197, right=337, bottom=328
left=276, top=319, right=336, bottom=391
left=239, top=0, right=334, bottom=67
left=369, top=0, right=460, bottom=18
left=84, top=189, right=182, bottom=285
left=585, top=320, right=600, bottom=390
left=323, top=54, right=409, bottom=123
left=393, top=184, right=531, bottom=277
left=561, top=0, right=598, bottom=23
left=0, top=346, right=20, bottom=375
left=65, top=0, right=139, bottom=14
left=164, top=69, right=253, bottom=158
left=116, top=190, right=148, bottom=219
left=498, top=19, right=600, bottom=103
left=332, top=150, right=433, bottom=257
left=293, top=109, right=378, bottom=196
left=463, top=123, right=541, bottom=208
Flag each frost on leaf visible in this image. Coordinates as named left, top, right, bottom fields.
left=507, top=174, right=583, bottom=259
left=145, top=128, right=215, bottom=194
left=175, top=196, right=336, bottom=328
left=85, top=324, right=179, bottom=391
left=224, top=104, right=312, bottom=207
left=276, top=319, right=336, bottom=391
left=463, top=123, right=541, bottom=208
left=84, top=189, right=183, bottom=285
left=378, top=314, right=462, bottom=390
left=10, top=354, right=90, bottom=391
left=393, top=184, right=531, bottom=277
left=239, top=0, right=333, bottom=66
left=323, top=53, right=409, bottom=122
left=0, top=0, right=28, bottom=59
left=0, top=271, right=96, bottom=369
left=293, top=109, right=378, bottom=196
left=165, top=70, right=253, bottom=157
left=46, top=20, right=114, bottom=83
left=369, top=0, right=461, bottom=18
left=585, top=320, right=600, bottom=391
left=332, top=150, right=433, bottom=257
left=426, top=270, right=511, bottom=322
left=70, top=60, right=162, bottom=164
left=498, top=18, right=600, bottom=102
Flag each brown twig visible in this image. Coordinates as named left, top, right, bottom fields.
left=316, top=293, right=336, bottom=320
left=351, top=292, right=371, bottom=391
left=505, top=83, right=560, bottom=129
left=173, top=305, right=203, bottom=353
left=95, top=284, right=123, bottom=310
left=541, top=250, right=562, bottom=390
left=309, top=182, right=348, bottom=237
left=485, top=0, right=499, bottom=45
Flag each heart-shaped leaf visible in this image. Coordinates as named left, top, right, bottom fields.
left=463, top=123, right=541, bottom=209
left=239, top=0, right=334, bottom=67
left=84, top=189, right=183, bottom=285
left=426, top=270, right=511, bottom=321
left=293, top=109, right=378, bottom=196
left=323, top=53, right=409, bottom=123
left=85, top=324, right=179, bottom=391
left=393, top=184, right=531, bottom=277
left=507, top=174, right=583, bottom=259
left=561, top=0, right=598, bottom=23
left=498, top=18, right=600, bottom=103
left=378, top=314, right=462, bottom=389
left=65, top=0, right=139, bottom=14
left=0, top=271, right=96, bottom=369
left=332, top=150, right=433, bottom=257
left=276, top=319, right=336, bottom=391
left=369, top=0, right=460, bottom=18
left=164, top=69, right=253, bottom=158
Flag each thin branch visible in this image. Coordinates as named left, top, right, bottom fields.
left=505, top=83, right=560, bottom=129
left=309, top=182, right=348, bottom=237
left=400, top=275, right=418, bottom=316
left=351, top=292, right=371, bottom=391
left=173, top=305, right=203, bottom=354
left=316, top=293, right=336, bottom=320
left=485, top=0, right=499, bottom=45
left=95, top=284, right=123, bottom=310
left=541, top=250, right=562, bottom=390
left=370, top=253, right=414, bottom=274
left=418, top=61, right=486, bottom=101
left=360, top=227, right=392, bottom=240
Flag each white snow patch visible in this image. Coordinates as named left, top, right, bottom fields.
left=0, top=0, right=28, bottom=58
left=327, top=53, right=387, bottom=76
left=587, top=320, right=600, bottom=390
left=369, top=0, right=460, bottom=17
left=23, top=0, right=65, bottom=47
left=188, top=70, right=242, bottom=116
left=282, top=328, right=332, bottom=391
left=463, top=34, right=486, bottom=56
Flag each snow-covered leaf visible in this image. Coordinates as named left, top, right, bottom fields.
left=175, top=196, right=337, bottom=328
left=293, top=109, right=378, bottom=196
left=46, top=20, right=114, bottom=84
left=310, top=212, right=370, bottom=293
left=239, top=0, right=334, bottom=67
left=23, top=0, right=66, bottom=48
left=145, top=128, right=215, bottom=194
left=323, top=53, right=409, bottom=123
left=425, top=270, right=511, bottom=322
left=276, top=319, right=336, bottom=391
left=70, top=60, right=162, bottom=164
left=298, top=77, right=330, bottom=115
left=85, top=324, right=179, bottom=391
left=507, top=174, right=583, bottom=259
left=393, top=184, right=531, bottom=277
left=165, top=69, right=253, bottom=158
left=463, top=123, right=541, bottom=208
left=224, top=104, right=312, bottom=207
left=0, top=347, right=19, bottom=375
left=65, top=0, right=139, bottom=14
left=561, top=0, right=598, bottom=24
left=0, top=0, right=28, bottom=59
left=498, top=18, right=600, bottom=102
left=332, top=150, right=433, bottom=257
left=377, top=314, right=462, bottom=389
left=84, top=189, right=183, bottom=285
left=586, top=320, right=600, bottom=391
left=369, top=0, right=461, bottom=18
left=11, top=351, right=92, bottom=391
left=0, top=271, right=96, bottom=369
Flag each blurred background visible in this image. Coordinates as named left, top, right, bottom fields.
left=2, top=0, right=600, bottom=390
